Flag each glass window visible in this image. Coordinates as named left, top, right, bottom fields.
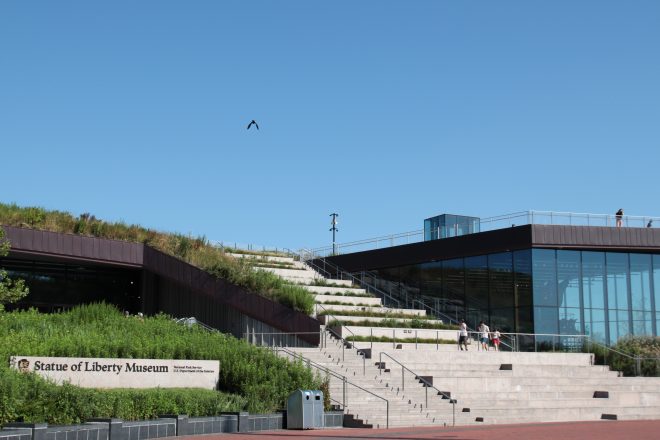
left=443, top=259, right=466, bottom=321
left=557, top=251, right=581, bottom=308
left=514, top=250, right=533, bottom=307
left=632, top=310, right=653, bottom=336
left=559, top=307, right=582, bottom=335
left=584, top=308, right=606, bottom=343
left=534, top=306, right=559, bottom=349
left=654, top=255, right=660, bottom=316
left=489, top=252, right=514, bottom=309
left=419, top=261, right=442, bottom=298
left=465, top=255, right=488, bottom=311
left=582, top=252, right=606, bottom=309
left=630, top=254, right=652, bottom=312
left=533, top=249, right=557, bottom=307
left=606, top=253, right=629, bottom=311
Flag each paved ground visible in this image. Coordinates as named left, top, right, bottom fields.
left=179, top=420, right=660, bottom=440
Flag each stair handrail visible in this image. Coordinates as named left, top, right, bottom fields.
left=316, top=303, right=367, bottom=372
left=378, top=352, right=456, bottom=426
left=296, top=251, right=403, bottom=309
left=274, top=346, right=389, bottom=428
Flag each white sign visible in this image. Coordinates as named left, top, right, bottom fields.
left=10, top=356, right=220, bottom=389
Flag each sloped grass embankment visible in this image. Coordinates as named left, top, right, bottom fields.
left=0, top=304, right=322, bottom=424
left=0, top=203, right=314, bottom=315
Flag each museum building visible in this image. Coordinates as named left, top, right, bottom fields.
left=321, top=213, right=660, bottom=346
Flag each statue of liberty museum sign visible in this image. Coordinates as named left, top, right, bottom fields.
left=10, top=356, right=219, bottom=389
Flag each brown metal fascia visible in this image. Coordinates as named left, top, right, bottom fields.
left=323, top=225, right=534, bottom=272
left=531, top=224, right=660, bottom=253
left=2, top=225, right=144, bottom=267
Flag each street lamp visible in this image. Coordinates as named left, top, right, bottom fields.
left=329, top=213, right=339, bottom=255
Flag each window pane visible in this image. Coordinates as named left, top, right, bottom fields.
left=584, top=308, right=607, bottom=344
left=630, top=254, right=652, bottom=312
left=514, top=250, right=532, bottom=307
left=557, top=250, right=581, bottom=308
left=559, top=307, right=582, bottom=335
left=606, top=253, right=629, bottom=311
left=582, top=252, right=605, bottom=309
left=489, top=252, right=514, bottom=309
left=533, top=249, right=557, bottom=307
left=654, top=255, right=660, bottom=315
left=465, top=255, right=488, bottom=312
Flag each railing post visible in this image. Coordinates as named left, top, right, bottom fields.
left=379, top=352, right=382, bottom=376
left=343, top=376, right=346, bottom=409
left=636, top=356, right=642, bottom=377
left=425, top=384, right=428, bottom=408
left=386, top=401, right=389, bottom=429
left=370, top=328, right=373, bottom=351
left=402, top=365, right=405, bottom=391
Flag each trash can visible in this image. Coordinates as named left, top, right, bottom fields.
left=287, top=389, right=324, bottom=429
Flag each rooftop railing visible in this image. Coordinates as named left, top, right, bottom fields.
left=307, top=210, right=660, bottom=257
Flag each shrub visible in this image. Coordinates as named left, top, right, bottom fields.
left=608, top=336, right=660, bottom=377
left=0, top=304, right=323, bottom=423
left=0, top=203, right=314, bottom=314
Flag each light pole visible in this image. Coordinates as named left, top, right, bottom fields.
left=329, top=213, right=339, bottom=255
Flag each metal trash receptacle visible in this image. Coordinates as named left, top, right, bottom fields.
left=287, top=389, right=324, bottom=429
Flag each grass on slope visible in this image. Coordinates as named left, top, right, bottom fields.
left=0, top=303, right=323, bottom=424
left=0, top=203, right=314, bottom=314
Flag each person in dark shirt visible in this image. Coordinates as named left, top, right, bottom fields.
left=615, top=209, right=623, bottom=227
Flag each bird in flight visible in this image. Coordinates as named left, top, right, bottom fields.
left=247, top=120, right=259, bottom=130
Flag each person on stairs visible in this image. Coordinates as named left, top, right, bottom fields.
left=478, top=321, right=491, bottom=351
left=458, top=319, right=469, bottom=351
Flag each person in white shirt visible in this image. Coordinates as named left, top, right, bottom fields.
left=478, top=321, right=490, bottom=351
left=458, top=319, right=468, bottom=351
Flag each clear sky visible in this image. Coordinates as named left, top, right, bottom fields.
left=1, top=1, right=659, bottom=250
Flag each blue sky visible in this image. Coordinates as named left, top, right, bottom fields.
left=1, top=1, right=659, bottom=250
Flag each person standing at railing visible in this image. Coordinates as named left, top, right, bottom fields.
left=478, top=321, right=491, bottom=351
left=616, top=209, right=624, bottom=227
left=458, top=319, right=469, bottom=351
left=491, top=328, right=501, bottom=351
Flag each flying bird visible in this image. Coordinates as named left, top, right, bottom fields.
left=247, top=120, right=259, bottom=130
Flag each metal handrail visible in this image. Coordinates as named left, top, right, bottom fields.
left=378, top=352, right=456, bottom=426
left=275, top=347, right=389, bottom=428
left=300, top=254, right=402, bottom=309
left=316, top=303, right=366, bottom=373
left=305, top=210, right=660, bottom=257
left=498, top=332, right=660, bottom=376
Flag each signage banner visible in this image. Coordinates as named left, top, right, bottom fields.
left=10, top=356, right=220, bottom=389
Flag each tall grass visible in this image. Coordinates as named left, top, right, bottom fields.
left=0, top=203, right=314, bottom=314
left=0, top=304, right=323, bottom=423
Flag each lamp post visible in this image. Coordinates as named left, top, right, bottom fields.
left=329, top=213, right=339, bottom=255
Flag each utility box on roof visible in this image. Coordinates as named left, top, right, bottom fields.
left=286, top=389, right=324, bottom=429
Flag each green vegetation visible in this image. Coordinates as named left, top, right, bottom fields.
left=318, top=309, right=433, bottom=320
left=314, top=291, right=376, bottom=298
left=327, top=318, right=458, bottom=330
left=0, top=227, right=29, bottom=311
left=306, top=279, right=356, bottom=288
left=346, top=335, right=456, bottom=344
left=593, top=336, right=660, bottom=377
left=317, top=301, right=379, bottom=307
left=0, top=203, right=314, bottom=314
left=0, top=303, right=323, bottom=424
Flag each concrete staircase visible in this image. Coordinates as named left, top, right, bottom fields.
left=230, top=252, right=660, bottom=427
left=230, top=252, right=451, bottom=345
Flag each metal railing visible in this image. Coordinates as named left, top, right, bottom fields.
left=306, top=210, right=660, bottom=257
left=301, top=255, right=403, bottom=309
left=274, top=346, right=389, bottom=428
left=496, top=332, right=660, bottom=377
left=378, top=352, right=456, bottom=426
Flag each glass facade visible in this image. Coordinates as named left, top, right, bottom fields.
left=424, top=214, right=480, bottom=240
left=0, top=258, right=142, bottom=313
left=368, top=249, right=660, bottom=345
